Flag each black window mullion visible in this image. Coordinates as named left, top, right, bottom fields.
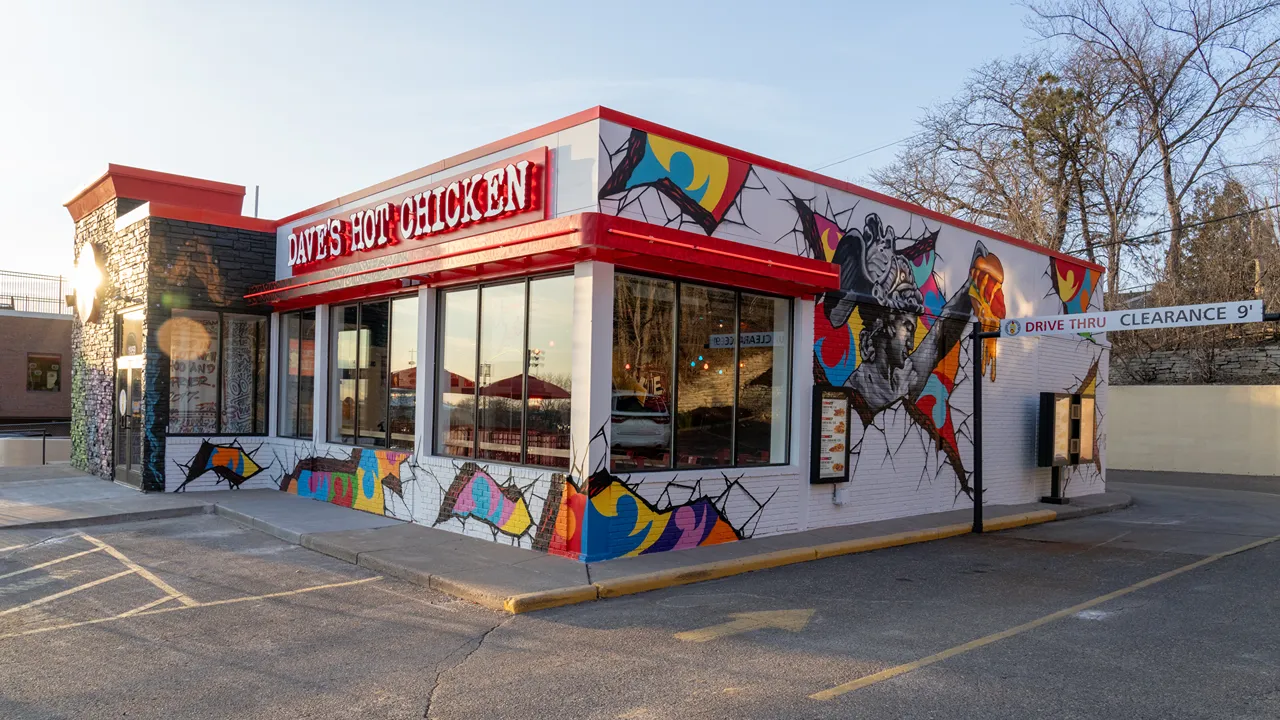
left=474, top=288, right=482, bottom=459
left=520, top=278, right=531, bottom=465
left=385, top=300, right=393, bottom=448
left=669, top=280, right=679, bottom=470
left=215, top=312, right=224, bottom=434
left=730, top=292, right=741, bottom=468
left=354, top=303, right=362, bottom=445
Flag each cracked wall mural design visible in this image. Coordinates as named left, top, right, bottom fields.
left=280, top=447, right=411, bottom=517
left=173, top=439, right=267, bottom=492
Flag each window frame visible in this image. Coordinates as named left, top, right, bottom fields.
left=26, top=353, right=62, bottom=393
left=165, top=309, right=270, bottom=437
left=277, top=308, right=316, bottom=440
left=434, top=272, right=573, bottom=468
left=611, top=271, right=794, bottom=473
left=327, top=293, right=419, bottom=450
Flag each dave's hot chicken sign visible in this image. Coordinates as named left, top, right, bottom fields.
left=287, top=147, right=548, bottom=272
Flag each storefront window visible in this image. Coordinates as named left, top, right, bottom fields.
left=436, top=275, right=572, bottom=468
left=611, top=274, right=791, bottom=471
left=611, top=275, right=675, bottom=471
left=279, top=309, right=316, bottom=439
left=166, top=309, right=267, bottom=435
left=329, top=297, right=417, bottom=448
left=388, top=296, right=419, bottom=450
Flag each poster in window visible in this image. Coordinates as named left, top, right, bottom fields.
left=811, top=386, right=852, bottom=484
left=167, top=313, right=219, bottom=434
left=221, top=316, right=260, bottom=434
left=27, top=354, right=61, bottom=392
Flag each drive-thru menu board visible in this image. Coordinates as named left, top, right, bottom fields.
left=811, top=386, right=853, bottom=484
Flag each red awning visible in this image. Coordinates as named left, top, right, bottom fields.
left=480, top=375, right=570, bottom=400
left=247, top=213, right=840, bottom=310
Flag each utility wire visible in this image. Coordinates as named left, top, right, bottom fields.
left=812, top=133, right=923, bottom=172
left=1058, top=201, right=1280, bottom=257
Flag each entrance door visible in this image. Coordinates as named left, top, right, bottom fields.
left=114, top=361, right=144, bottom=488
left=114, top=308, right=146, bottom=489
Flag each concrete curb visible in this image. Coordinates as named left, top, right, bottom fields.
left=212, top=492, right=1132, bottom=615
left=1, top=503, right=212, bottom=531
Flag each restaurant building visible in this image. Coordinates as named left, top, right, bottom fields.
left=66, top=107, right=1108, bottom=561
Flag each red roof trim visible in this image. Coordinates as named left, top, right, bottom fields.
left=274, top=107, right=603, bottom=227
left=65, top=163, right=247, bottom=222
left=595, top=107, right=1105, bottom=274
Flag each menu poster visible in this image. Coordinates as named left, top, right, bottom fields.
left=811, top=387, right=852, bottom=484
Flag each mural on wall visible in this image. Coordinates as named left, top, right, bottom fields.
left=435, top=462, right=536, bottom=539
left=1048, top=257, right=1101, bottom=315
left=796, top=199, right=1006, bottom=495
left=173, top=439, right=267, bottom=492
left=599, top=129, right=759, bottom=235
left=280, top=447, right=411, bottom=517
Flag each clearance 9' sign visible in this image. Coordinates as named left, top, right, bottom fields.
left=287, top=146, right=549, bottom=273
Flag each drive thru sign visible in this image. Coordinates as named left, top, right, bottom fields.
left=1001, top=299, right=1263, bottom=337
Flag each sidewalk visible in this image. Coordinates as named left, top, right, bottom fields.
left=0, top=467, right=1132, bottom=614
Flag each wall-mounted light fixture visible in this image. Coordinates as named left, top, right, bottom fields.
left=72, top=243, right=104, bottom=323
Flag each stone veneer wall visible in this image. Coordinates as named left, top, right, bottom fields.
left=71, top=199, right=150, bottom=483
left=1111, top=346, right=1280, bottom=385
left=71, top=204, right=275, bottom=491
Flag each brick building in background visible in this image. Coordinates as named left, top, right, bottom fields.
left=0, top=271, right=73, bottom=425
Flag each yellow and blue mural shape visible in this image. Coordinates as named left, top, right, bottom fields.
left=434, top=462, right=535, bottom=539
left=280, top=448, right=410, bottom=516
left=599, top=129, right=751, bottom=234
left=174, top=440, right=265, bottom=491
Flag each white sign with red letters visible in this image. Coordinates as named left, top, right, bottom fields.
left=1002, top=300, right=1263, bottom=337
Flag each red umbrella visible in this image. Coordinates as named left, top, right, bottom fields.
left=481, top=375, right=570, bottom=399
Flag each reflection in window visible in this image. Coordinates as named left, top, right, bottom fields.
left=279, top=309, right=316, bottom=439
left=437, top=289, right=478, bottom=458
left=526, top=275, right=573, bottom=468
left=610, top=275, right=675, bottom=471
left=436, top=275, right=572, bottom=468
left=675, top=285, right=736, bottom=468
left=477, top=283, right=526, bottom=464
left=330, top=297, right=418, bottom=448
left=166, top=309, right=267, bottom=434
left=389, top=296, right=419, bottom=450
left=27, top=354, right=62, bottom=392
left=610, top=274, right=791, bottom=471
left=736, top=294, right=790, bottom=466
left=168, top=310, right=220, bottom=434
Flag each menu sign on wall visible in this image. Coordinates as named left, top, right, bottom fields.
left=287, top=146, right=549, bottom=274
left=811, top=386, right=853, bottom=484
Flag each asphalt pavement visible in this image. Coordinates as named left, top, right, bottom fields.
left=1, top=477, right=1277, bottom=719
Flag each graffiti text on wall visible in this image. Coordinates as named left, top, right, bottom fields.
left=280, top=448, right=410, bottom=517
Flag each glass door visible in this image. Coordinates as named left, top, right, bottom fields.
left=115, top=309, right=145, bottom=488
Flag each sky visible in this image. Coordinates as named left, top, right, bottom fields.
left=0, top=0, right=1040, bottom=277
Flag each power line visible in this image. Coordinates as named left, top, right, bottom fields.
left=812, top=133, right=923, bottom=172
left=1059, top=201, right=1280, bottom=257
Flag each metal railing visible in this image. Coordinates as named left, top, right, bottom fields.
left=0, top=270, right=72, bottom=315
left=0, top=422, right=69, bottom=465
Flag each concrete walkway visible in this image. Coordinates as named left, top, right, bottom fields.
left=0, top=466, right=1132, bottom=613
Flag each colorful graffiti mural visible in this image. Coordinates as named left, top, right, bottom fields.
left=173, top=440, right=266, bottom=492
left=280, top=448, right=410, bottom=516
left=525, top=470, right=774, bottom=561
left=799, top=202, right=1006, bottom=494
left=435, top=462, right=535, bottom=539
left=600, top=129, right=753, bottom=235
left=1048, top=257, right=1101, bottom=315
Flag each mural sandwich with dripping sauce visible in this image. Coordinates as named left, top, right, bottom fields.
left=65, top=107, right=1106, bottom=563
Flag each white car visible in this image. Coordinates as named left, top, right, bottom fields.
left=611, top=391, right=671, bottom=449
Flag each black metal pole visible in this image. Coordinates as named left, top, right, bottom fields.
left=971, top=321, right=984, bottom=534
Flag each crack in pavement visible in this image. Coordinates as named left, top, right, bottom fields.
left=423, top=615, right=514, bottom=719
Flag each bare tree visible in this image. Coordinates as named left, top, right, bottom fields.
left=1027, top=0, right=1280, bottom=283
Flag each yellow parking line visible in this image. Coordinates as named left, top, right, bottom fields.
left=80, top=533, right=197, bottom=607
left=0, top=547, right=104, bottom=581
left=0, top=576, right=383, bottom=640
left=0, top=545, right=26, bottom=554
left=118, top=595, right=176, bottom=617
left=811, top=533, right=1280, bottom=701
left=0, top=569, right=135, bottom=618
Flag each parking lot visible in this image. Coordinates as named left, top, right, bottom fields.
left=2, top=478, right=1277, bottom=719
